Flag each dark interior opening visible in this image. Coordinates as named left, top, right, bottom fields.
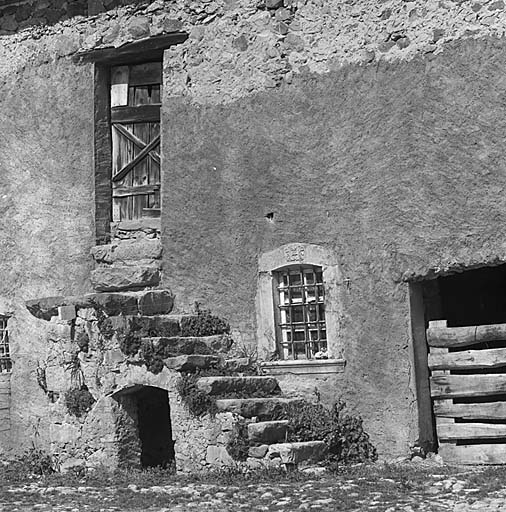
left=136, top=386, right=174, bottom=468
left=423, top=263, right=506, bottom=327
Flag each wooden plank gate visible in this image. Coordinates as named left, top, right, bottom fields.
left=428, top=320, right=506, bottom=464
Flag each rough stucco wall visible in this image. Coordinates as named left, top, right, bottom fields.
left=1, top=0, right=506, bottom=458
left=162, top=37, right=506, bottom=456
left=0, top=56, right=95, bottom=451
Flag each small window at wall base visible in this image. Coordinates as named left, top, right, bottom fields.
left=0, top=316, right=11, bottom=373
left=274, top=265, right=327, bottom=360
left=110, top=61, right=161, bottom=221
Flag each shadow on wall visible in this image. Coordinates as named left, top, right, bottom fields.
left=0, top=0, right=146, bottom=35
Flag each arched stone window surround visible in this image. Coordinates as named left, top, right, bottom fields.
left=256, top=243, right=344, bottom=370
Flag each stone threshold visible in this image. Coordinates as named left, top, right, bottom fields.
left=260, top=358, right=346, bottom=375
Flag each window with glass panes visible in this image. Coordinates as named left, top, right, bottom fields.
left=0, top=316, right=11, bottom=373
left=276, top=266, right=327, bottom=359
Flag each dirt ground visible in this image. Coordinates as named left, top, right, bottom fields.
left=2, top=462, right=506, bottom=511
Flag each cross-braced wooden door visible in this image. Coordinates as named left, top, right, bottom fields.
left=110, top=62, right=161, bottom=221
left=428, top=319, right=506, bottom=463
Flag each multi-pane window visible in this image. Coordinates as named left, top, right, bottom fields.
left=110, top=61, right=162, bottom=221
left=0, top=316, right=11, bottom=373
left=276, top=266, right=327, bottom=360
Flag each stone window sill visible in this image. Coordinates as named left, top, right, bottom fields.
left=260, top=359, right=346, bottom=375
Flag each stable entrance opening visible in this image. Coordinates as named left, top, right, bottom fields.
left=114, top=385, right=175, bottom=469
left=410, top=263, right=506, bottom=464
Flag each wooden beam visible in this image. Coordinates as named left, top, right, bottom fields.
left=429, top=347, right=506, bottom=371
left=439, top=443, right=506, bottom=464
left=434, top=400, right=506, bottom=420
left=437, top=421, right=506, bottom=440
left=427, top=322, right=506, bottom=349
left=74, top=33, right=188, bottom=65
left=112, top=135, right=160, bottom=182
left=93, top=64, right=112, bottom=243
left=111, top=105, right=160, bottom=124
left=409, top=282, right=437, bottom=452
left=113, top=124, right=160, bottom=164
left=431, top=374, right=506, bottom=398
left=113, top=184, right=160, bottom=198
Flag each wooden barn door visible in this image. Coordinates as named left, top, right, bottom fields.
left=428, top=320, right=506, bottom=463
left=110, top=62, right=161, bottom=221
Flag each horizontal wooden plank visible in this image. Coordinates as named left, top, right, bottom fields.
left=74, top=33, right=188, bottom=65
left=434, top=400, right=506, bottom=420
left=113, top=184, right=160, bottom=198
left=429, top=347, right=506, bottom=370
left=437, top=421, right=506, bottom=440
left=427, top=322, right=506, bottom=348
left=439, top=443, right=506, bottom=464
left=111, top=105, right=160, bottom=124
left=431, top=374, right=506, bottom=398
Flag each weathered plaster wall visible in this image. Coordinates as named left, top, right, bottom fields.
left=161, top=37, right=506, bottom=456
left=2, top=0, right=506, bottom=459
left=0, top=55, right=95, bottom=450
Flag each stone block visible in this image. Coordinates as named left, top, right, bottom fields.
left=90, top=240, right=162, bottom=264
left=104, top=349, right=126, bottom=366
left=164, top=354, right=222, bottom=372
left=267, top=441, right=327, bottom=465
left=87, top=293, right=139, bottom=316
left=206, top=445, right=235, bottom=467
left=50, top=423, right=81, bottom=444
left=196, top=376, right=281, bottom=396
left=60, top=457, right=86, bottom=473
left=26, top=296, right=65, bottom=320
left=58, top=305, right=76, bottom=321
left=248, top=444, right=269, bottom=458
left=91, top=266, right=160, bottom=292
left=224, top=357, right=251, bottom=373
left=138, top=290, right=174, bottom=316
left=248, top=420, right=289, bottom=444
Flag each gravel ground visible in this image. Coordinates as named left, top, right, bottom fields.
left=3, top=465, right=506, bottom=512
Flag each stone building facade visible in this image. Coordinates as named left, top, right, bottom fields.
left=2, top=0, right=506, bottom=470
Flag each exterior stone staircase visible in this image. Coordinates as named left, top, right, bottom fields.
left=25, top=288, right=328, bottom=472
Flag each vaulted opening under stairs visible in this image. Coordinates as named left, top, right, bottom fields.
left=115, top=385, right=175, bottom=469
left=422, top=263, right=506, bottom=463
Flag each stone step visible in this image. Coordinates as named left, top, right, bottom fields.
left=196, top=376, right=281, bottom=396
left=101, top=315, right=183, bottom=338
left=164, top=354, right=223, bottom=371
left=25, top=290, right=173, bottom=321
left=266, top=441, right=328, bottom=465
left=248, top=420, right=289, bottom=444
left=91, top=265, right=160, bottom=292
left=144, top=334, right=232, bottom=356
left=91, top=239, right=162, bottom=264
left=215, top=397, right=301, bottom=419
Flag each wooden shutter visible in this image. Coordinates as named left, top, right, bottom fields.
left=110, top=62, right=161, bottom=221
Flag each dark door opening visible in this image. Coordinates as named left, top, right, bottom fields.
left=424, top=264, right=506, bottom=327
left=136, top=386, right=174, bottom=468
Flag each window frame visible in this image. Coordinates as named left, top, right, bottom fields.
left=273, top=264, right=328, bottom=360
left=0, top=315, right=11, bottom=374
left=256, top=243, right=343, bottom=363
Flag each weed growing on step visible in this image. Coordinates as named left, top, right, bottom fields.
left=276, top=398, right=378, bottom=467
left=226, top=420, right=250, bottom=462
left=176, top=372, right=218, bottom=417
left=64, top=386, right=95, bottom=418
left=181, top=303, right=230, bottom=337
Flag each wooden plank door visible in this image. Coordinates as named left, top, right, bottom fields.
left=428, top=320, right=506, bottom=463
left=110, top=62, right=161, bottom=221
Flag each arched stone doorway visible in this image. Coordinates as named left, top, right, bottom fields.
left=113, top=385, right=175, bottom=468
